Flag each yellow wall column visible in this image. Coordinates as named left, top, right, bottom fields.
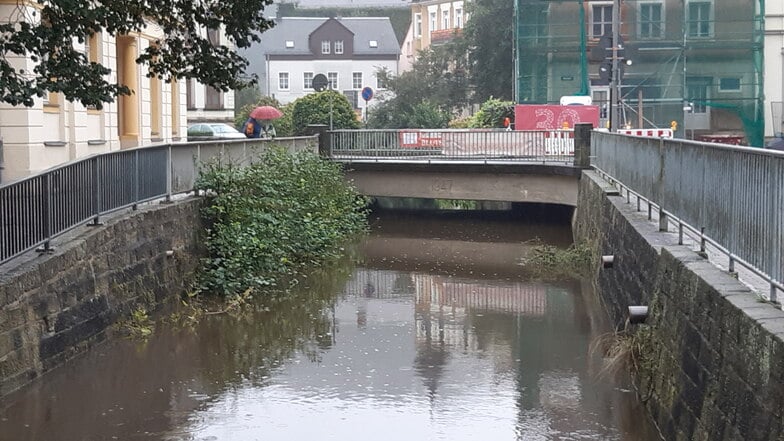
left=117, top=36, right=139, bottom=145
left=170, top=78, right=180, bottom=139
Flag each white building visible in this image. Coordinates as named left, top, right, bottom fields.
left=400, top=0, right=468, bottom=73
left=765, top=1, right=784, bottom=139
left=243, top=17, right=399, bottom=116
left=185, top=28, right=235, bottom=126
left=0, top=5, right=187, bottom=183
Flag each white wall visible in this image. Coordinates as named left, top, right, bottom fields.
left=268, top=58, right=398, bottom=112
left=0, top=13, right=188, bottom=183
left=765, top=2, right=784, bottom=138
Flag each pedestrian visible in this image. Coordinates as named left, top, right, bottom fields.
left=243, top=117, right=262, bottom=138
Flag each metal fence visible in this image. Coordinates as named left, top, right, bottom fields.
left=0, top=136, right=318, bottom=265
left=592, top=132, right=784, bottom=301
left=329, top=129, right=576, bottom=161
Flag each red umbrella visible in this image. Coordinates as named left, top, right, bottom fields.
left=250, top=105, right=283, bottom=120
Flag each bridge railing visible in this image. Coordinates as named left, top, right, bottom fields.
left=592, top=131, right=784, bottom=301
left=0, top=136, right=318, bottom=266
left=328, top=129, right=576, bottom=161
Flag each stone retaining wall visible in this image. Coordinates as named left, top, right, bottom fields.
left=574, top=170, right=784, bottom=440
left=0, top=198, right=202, bottom=398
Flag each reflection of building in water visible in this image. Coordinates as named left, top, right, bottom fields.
left=414, top=274, right=548, bottom=316
left=342, top=268, right=415, bottom=299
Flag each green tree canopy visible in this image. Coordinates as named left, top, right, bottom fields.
left=291, top=90, right=359, bottom=134
left=368, top=45, right=468, bottom=129
left=464, top=0, right=515, bottom=102
left=0, top=0, right=275, bottom=108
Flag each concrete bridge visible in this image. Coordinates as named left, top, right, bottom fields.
left=324, top=127, right=591, bottom=207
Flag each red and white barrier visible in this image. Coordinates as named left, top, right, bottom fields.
left=617, top=128, right=673, bottom=138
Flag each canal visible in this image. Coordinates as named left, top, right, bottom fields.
left=0, top=208, right=659, bottom=441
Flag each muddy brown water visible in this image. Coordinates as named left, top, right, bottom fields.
left=0, top=209, right=660, bottom=441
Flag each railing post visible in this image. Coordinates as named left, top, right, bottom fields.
left=39, top=174, right=52, bottom=253
left=573, top=123, right=592, bottom=168
left=306, top=124, right=329, bottom=158
left=132, top=149, right=139, bottom=210
left=91, top=156, right=101, bottom=225
left=165, top=144, right=172, bottom=202
left=658, top=137, right=668, bottom=232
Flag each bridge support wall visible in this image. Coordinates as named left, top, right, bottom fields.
left=0, top=199, right=202, bottom=398
left=345, top=164, right=580, bottom=206
left=575, top=170, right=784, bottom=440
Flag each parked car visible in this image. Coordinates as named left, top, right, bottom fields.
left=187, top=123, right=247, bottom=141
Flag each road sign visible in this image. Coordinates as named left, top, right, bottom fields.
left=313, top=74, right=329, bottom=92
left=361, top=86, right=374, bottom=102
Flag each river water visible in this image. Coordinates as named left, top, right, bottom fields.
left=0, top=209, right=659, bottom=441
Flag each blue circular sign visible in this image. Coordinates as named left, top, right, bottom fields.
left=361, top=86, right=374, bottom=101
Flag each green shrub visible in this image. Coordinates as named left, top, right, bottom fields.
left=470, top=97, right=515, bottom=128
left=291, top=90, right=360, bottom=134
left=196, top=148, right=369, bottom=297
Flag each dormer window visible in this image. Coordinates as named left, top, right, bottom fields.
left=321, top=40, right=330, bottom=54
left=369, top=40, right=378, bottom=48
left=285, top=40, right=294, bottom=48
left=335, top=40, right=344, bottom=54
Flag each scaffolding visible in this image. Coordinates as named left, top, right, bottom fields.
left=514, top=0, right=765, bottom=146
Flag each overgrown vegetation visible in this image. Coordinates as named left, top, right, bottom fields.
left=519, top=241, right=595, bottom=278
left=195, top=147, right=368, bottom=297
left=589, top=326, right=655, bottom=383
left=117, top=307, right=155, bottom=339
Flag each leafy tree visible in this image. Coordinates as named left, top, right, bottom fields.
left=291, top=90, right=359, bottom=134
left=469, top=98, right=515, bottom=128
left=0, top=0, right=276, bottom=108
left=367, top=45, right=469, bottom=129
left=464, top=0, right=515, bottom=102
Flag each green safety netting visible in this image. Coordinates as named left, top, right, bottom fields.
left=514, top=0, right=765, bottom=146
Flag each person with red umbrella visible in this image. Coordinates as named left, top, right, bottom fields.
left=244, top=105, right=283, bottom=138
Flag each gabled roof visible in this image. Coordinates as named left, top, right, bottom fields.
left=257, top=17, right=400, bottom=56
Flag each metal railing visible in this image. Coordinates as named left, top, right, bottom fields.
left=328, top=129, right=576, bottom=161
left=0, top=136, right=318, bottom=266
left=592, top=131, right=784, bottom=301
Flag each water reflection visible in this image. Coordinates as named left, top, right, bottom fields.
left=0, top=210, right=657, bottom=441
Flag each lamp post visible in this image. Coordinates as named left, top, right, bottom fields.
left=610, top=0, right=621, bottom=131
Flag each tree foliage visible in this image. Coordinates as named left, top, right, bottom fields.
left=464, top=0, right=515, bottom=102
left=0, top=0, right=276, bottom=107
left=291, top=90, right=359, bottom=134
left=367, top=45, right=469, bottom=129
left=196, top=148, right=368, bottom=297
left=469, top=97, right=515, bottom=128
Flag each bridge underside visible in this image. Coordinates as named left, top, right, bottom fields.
left=341, top=162, right=581, bottom=207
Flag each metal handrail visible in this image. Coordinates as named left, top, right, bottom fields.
left=328, top=129, right=577, bottom=162
left=0, top=136, right=318, bottom=266
left=592, top=132, right=784, bottom=302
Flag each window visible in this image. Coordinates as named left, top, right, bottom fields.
left=85, top=33, right=100, bottom=63
left=687, top=1, right=712, bottom=37
left=591, top=3, right=613, bottom=37
left=442, top=10, right=449, bottom=29
left=686, top=78, right=710, bottom=113
left=321, top=40, right=330, bottom=54
left=377, top=75, right=388, bottom=90
left=369, top=40, right=378, bottom=48
left=278, top=72, right=289, bottom=90
left=430, top=12, right=436, bottom=31
left=207, top=28, right=220, bottom=46
left=335, top=40, right=344, bottom=54
left=304, top=72, right=314, bottom=89
left=285, top=40, right=294, bottom=48
left=205, top=87, right=223, bottom=110
left=719, top=77, right=741, bottom=91
left=455, top=9, right=463, bottom=28
left=352, top=72, right=363, bottom=89
left=328, top=72, right=338, bottom=89
left=414, top=13, right=422, bottom=37
left=639, top=3, right=663, bottom=38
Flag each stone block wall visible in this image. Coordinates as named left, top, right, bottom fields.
left=0, top=198, right=202, bottom=398
left=575, top=170, right=784, bottom=440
